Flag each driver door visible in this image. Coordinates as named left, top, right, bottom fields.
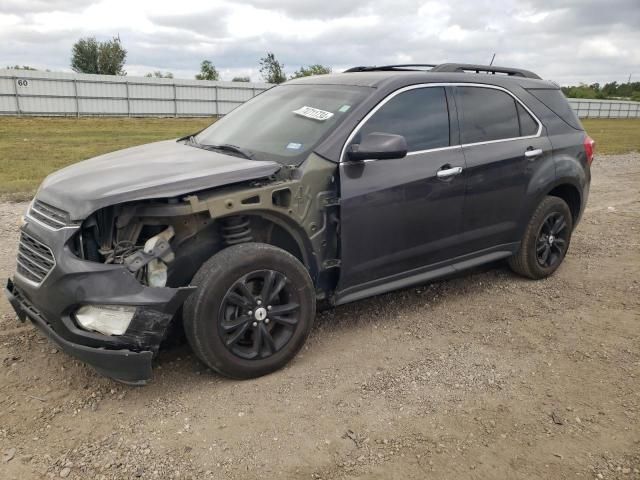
left=337, top=86, right=467, bottom=299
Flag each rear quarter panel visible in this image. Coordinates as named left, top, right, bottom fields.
left=513, top=87, right=589, bottom=236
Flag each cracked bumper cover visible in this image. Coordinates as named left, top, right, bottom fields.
left=5, top=222, right=194, bottom=385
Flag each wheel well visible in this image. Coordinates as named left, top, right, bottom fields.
left=251, top=216, right=305, bottom=265
left=218, top=214, right=308, bottom=274
left=548, top=184, right=581, bottom=223
left=167, top=214, right=311, bottom=288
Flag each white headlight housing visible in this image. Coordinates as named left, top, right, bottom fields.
left=75, top=305, right=136, bottom=336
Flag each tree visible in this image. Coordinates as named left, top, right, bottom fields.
left=195, top=60, right=219, bottom=81
left=259, top=52, right=286, bottom=84
left=71, top=36, right=127, bottom=75
left=71, top=37, right=99, bottom=74
left=561, top=84, right=603, bottom=99
left=232, top=76, right=251, bottom=82
left=602, top=81, right=619, bottom=97
left=290, top=64, right=332, bottom=79
left=561, top=81, right=640, bottom=100
left=145, top=71, right=174, bottom=78
left=97, top=37, right=127, bottom=75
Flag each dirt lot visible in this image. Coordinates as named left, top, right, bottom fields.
left=1, top=154, right=639, bottom=480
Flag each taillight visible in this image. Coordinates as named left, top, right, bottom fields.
left=584, top=135, right=595, bottom=166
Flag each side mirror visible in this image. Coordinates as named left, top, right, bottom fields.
left=347, top=132, right=408, bottom=161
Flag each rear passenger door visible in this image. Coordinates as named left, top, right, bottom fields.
left=455, top=85, right=552, bottom=253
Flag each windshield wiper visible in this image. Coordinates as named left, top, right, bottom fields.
left=201, top=143, right=254, bottom=160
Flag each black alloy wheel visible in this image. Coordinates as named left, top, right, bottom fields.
left=183, top=243, right=315, bottom=379
left=219, top=270, right=301, bottom=360
left=535, top=212, right=569, bottom=268
left=508, top=196, right=574, bottom=279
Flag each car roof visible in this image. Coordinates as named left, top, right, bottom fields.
left=286, top=70, right=557, bottom=90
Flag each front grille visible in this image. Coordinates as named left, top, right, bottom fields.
left=29, top=200, right=71, bottom=229
left=16, top=232, right=55, bottom=284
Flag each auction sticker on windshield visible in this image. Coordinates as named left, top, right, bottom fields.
left=293, top=106, right=334, bottom=121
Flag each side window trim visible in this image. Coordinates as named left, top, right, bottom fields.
left=516, top=99, right=524, bottom=136
left=340, top=83, right=542, bottom=162
left=444, top=85, right=461, bottom=149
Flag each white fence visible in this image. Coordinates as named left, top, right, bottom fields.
left=0, top=69, right=271, bottom=117
left=567, top=98, right=640, bottom=119
left=1, top=69, right=638, bottom=119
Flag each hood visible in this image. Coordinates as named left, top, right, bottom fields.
left=36, top=140, right=281, bottom=220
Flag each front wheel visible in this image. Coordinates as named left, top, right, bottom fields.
left=508, top=196, right=573, bottom=279
left=183, top=243, right=316, bottom=379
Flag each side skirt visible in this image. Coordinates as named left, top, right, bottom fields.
left=333, top=243, right=519, bottom=306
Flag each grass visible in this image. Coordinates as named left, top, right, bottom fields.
left=0, top=117, right=213, bottom=198
left=0, top=117, right=638, bottom=198
left=582, top=119, right=640, bottom=155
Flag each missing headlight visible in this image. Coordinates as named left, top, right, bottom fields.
left=73, top=204, right=177, bottom=287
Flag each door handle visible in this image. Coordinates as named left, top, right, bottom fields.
left=524, top=148, right=543, bottom=159
left=436, top=166, right=463, bottom=179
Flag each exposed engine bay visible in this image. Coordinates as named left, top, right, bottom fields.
left=71, top=153, right=342, bottom=295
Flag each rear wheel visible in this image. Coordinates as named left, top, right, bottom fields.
left=183, top=243, right=315, bottom=379
left=508, top=196, right=573, bottom=279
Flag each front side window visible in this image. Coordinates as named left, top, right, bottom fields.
left=457, top=87, right=521, bottom=144
left=354, top=87, right=450, bottom=152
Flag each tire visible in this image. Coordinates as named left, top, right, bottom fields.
left=508, top=196, right=574, bottom=279
left=183, top=243, right=315, bottom=379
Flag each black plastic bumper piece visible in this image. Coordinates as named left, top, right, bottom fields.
left=5, top=279, right=153, bottom=385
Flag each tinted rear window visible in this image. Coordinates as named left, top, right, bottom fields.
left=527, top=88, right=582, bottom=130
left=355, top=87, right=450, bottom=151
left=457, top=87, right=520, bottom=144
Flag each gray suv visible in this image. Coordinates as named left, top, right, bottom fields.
left=5, top=63, right=594, bottom=384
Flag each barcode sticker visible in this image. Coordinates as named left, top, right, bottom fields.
left=293, top=106, right=334, bottom=121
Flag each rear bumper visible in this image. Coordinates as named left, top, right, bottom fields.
left=6, top=278, right=154, bottom=385
left=576, top=180, right=590, bottom=226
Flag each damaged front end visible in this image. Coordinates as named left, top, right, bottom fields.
left=74, top=152, right=341, bottom=298
left=6, top=153, right=340, bottom=384
left=73, top=198, right=225, bottom=294
left=5, top=201, right=197, bottom=385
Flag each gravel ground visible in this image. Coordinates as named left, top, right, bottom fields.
left=1, top=154, right=639, bottom=480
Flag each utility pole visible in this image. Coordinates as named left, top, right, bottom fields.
left=489, top=53, right=496, bottom=66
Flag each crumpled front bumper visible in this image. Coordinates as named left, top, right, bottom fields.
left=6, top=279, right=155, bottom=384
left=4, top=219, right=194, bottom=385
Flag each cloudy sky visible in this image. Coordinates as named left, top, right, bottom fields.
left=0, top=0, right=638, bottom=85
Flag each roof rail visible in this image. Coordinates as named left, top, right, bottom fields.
left=344, top=64, right=436, bottom=72
left=429, top=63, right=541, bottom=79
left=344, top=62, right=541, bottom=79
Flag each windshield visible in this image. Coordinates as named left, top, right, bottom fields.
left=195, top=84, right=371, bottom=164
